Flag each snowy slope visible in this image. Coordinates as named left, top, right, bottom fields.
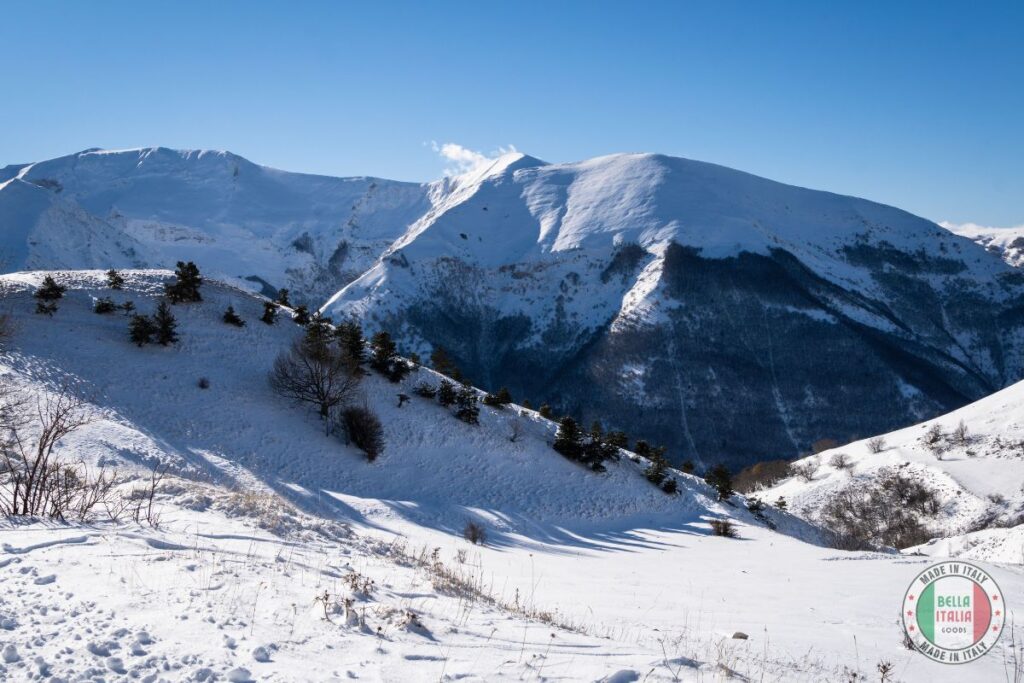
left=942, top=222, right=1024, bottom=268
left=0, top=148, right=432, bottom=303
left=1, top=272, right=1023, bottom=681
left=759, top=380, right=1024, bottom=563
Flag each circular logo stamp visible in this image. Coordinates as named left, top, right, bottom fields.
left=902, top=561, right=1005, bottom=664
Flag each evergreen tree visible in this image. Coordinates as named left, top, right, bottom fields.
left=408, top=352, right=420, bottom=367
left=705, top=464, right=734, bottom=501
left=260, top=301, right=277, bottom=325
left=495, top=387, right=513, bottom=405
left=275, top=288, right=291, bottom=307
left=335, top=319, right=366, bottom=366
left=302, top=314, right=335, bottom=360
left=605, top=430, right=629, bottom=449
left=94, top=297, right=117, bottom=314
left=429, top=346, right=461, bottom=381
left=521, top=398, right=533, bottom=410
left=680, top=460, right=696, bottom=474
left=582, top=423, right=620, bottom=471
left=553, top=417, right=584, bottom=460
left=437, top=379, right=457, bottom=407
left=164, top=261, right=202, bottom=303
left=538, top=403, right=553, bottom=419
left=634, top=440, right=653, bottom=459
left=34, top=275, right=65, bottom=315
left=454, top=384, right=480, bottom=424
left=153, top=300, right=179, bottom=346
left=121, top=300, right=135, bottom=316
left=129, top=314, right=156, bottom=346
left=292, top=305, right=310, bottom=325
left=369, top=331, right=397, bottom=373
left=106, top=269, right=125, bottom=290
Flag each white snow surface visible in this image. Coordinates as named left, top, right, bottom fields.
left=942, top=221, right=1024, bottom=268
left=0, top=272, right=1021, bottom=682
left=761, top=379, right=1024, bottom=565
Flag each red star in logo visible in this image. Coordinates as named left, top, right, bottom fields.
left=993, top=626, right=999, bottom=632
left=992, top=595, right=999, bottom=601
left=906, top=610, right=913, bottom=616
left=995, top=610, right=1001, bottom=617
left=908, top=595, right=915, bottom=601
left=909, top=625, right=915, bottom=631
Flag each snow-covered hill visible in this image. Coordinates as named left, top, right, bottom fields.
left=4, top=148, right=1024, bottom=470
left=0, top=148, right=431, bottom=304
left=942, top=222, right=1024, bottom=269
left=3, top=271, right=1022, bottom=681
left=758, top=380, right=1024, bottom=563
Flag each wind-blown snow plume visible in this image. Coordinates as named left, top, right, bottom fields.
left=430, top=141, right=518, bottom=176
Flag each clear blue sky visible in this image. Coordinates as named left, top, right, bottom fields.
left=1, top=1, right=1021, bottom=225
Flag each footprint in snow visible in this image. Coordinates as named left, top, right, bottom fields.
left=33, top=574, right=56, bottom=585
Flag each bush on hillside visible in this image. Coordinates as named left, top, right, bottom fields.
left=260, top=301, right=277, bottom=325
left=341, top=405, right=384, bottom=461
left=710, top=519, right=737, bottom=538
left=412, top=382, right=437, bottom=398
left=106, top=268, right=125, bottom=290
left=463, top=520, right=487, bottom=545
left=222, top=305, right=245, bottom=327
left=704, top=464, right=735, bottom=501
left=94, top=297, right=117, bottom=314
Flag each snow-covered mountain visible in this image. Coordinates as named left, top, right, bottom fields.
left=2, top=271, right=1021, bottom=681
left=942, top=222, right=1024, bottom=269
left=0, top=148, right=431, bottom=303
left=324, top=153, right=1024, bottom=468
left=4, top=148, right=1024, bottom=469
left=758, top=379, right=1024, bottom=563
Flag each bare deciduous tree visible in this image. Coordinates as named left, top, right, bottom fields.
left=269, top=336, right=361, bottom=432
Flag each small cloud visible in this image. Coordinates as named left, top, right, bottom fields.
left=428, top=141, right=518, bottom=176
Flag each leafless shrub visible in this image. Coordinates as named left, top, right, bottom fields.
left=790, top=460, right=817, bottom=482
left=128, top=466, right=165, bottom=527
left=0, top=384, right=117, bottom=520
left=829, top=453, right=853, bottom=471
left=951, top=420, right=969, bottom=446
left=508, top=419, right=523, bottom=443
left=867, top=436, right=886, bottom=454
left=463, top=519, right=486, bottom=545
left=197, top=377, right=210, bottom=389
left=269, top=336, right=361, bottom=432
left=988, top=492, right=1007, bottom=505
left=710, top=519, right=737, bottom=537
left=818, top=469, right=938, bottom=550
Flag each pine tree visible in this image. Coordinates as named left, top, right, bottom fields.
left=495, top=387, right=513, bottom=405
left=275, top=288, right=291, bottom=307
left=260, top=301, right=277, bottom=325
left=34, top=275, right=65, bottom=315
left=437, top=379, right=457, bottom=407
left=553, top=417, right=584, bottom=460
left=521, top=398, right=533, bottom=410
left=292, top=305, right=310, bottom=325
left=129, top=314, right=156, bottom=346
left=335, top=319, right=366, bottom=365
left=605, top=430, right=628, bottom=449
left=106, top=269, right=125, bottom=290
left=302, top=314, right=335, bottom=360
left=538, top=403, right=553, bottom=419
left=429, top=346, right=461, bottom=380
left=369, top=331, right=397, bottom=373
left=222, top=305, right=245, bottom=327
left=454, top=384, right=479, bottom=424
left=153, top=300, right=179, bottom=346
left=705, top=464, right=734, bottom=501
left=164, top=261, right=203, bottom=303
